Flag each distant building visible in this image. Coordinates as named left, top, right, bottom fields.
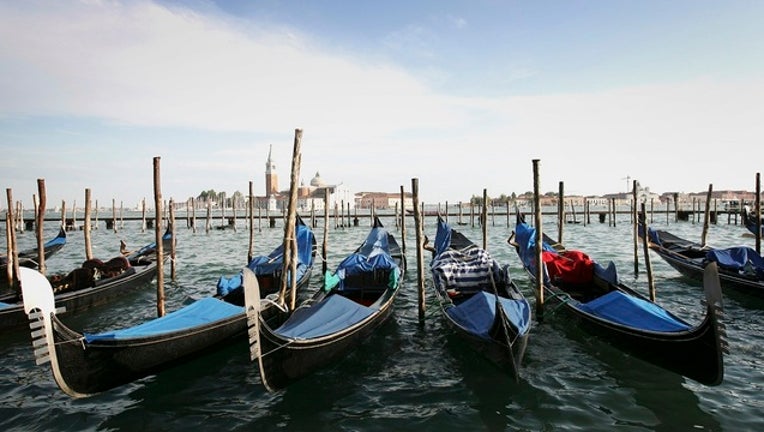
left=355, top=192, right=413, bottom=210
left=256, top=148, right=352, bottom=212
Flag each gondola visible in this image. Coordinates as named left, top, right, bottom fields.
left=429, top=216, right=531, bottom=381
left=216, top=215, right=317, bottom=302
left=742, top=205, right=764, bottom=237
left=1, top=226, right=67, bottom=270
left=509, top=213, right=727, bottom=386
left=246, top=216, right=404, bottom=391
left=639, top=216, right=764, bottom=297
left=20, top=221, right=316, bottom=398
left=1, top=226, right=173, bottom=331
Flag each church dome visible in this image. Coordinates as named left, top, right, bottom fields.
left=310, top=171, right=326, bottom=188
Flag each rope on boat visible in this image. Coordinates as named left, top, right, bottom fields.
left=545, top=290, right=574, bottom=316
left=258, top=339, right=298, bottom=358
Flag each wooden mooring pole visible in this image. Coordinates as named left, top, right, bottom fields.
left=36, top=179, right=47, bottom=276
left=412, top=178, right=426, bottom=321
left=533, top=159, right=544, bottom=321
left=154, top=156, right=165, bottom=317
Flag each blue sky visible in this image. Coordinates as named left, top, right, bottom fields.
left=1, top=0, right=763, bottom=209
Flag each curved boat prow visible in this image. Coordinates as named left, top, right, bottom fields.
left=19, top=267, right=59, bottom=367
left=20, top=267, right=56, bottom=322
left=242, top=267, right=262, bottom=362
left=702, top=262, right=724, bottom=313
left=243, top=266, right=276, bottom=392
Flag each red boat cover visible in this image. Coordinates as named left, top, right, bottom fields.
left=542, top=250, right=594, bottom=284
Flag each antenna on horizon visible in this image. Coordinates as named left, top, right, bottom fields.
left=621, top=175, right=631, bottom=193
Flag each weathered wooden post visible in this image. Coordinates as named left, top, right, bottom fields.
left=169, top=198, right=176, bottom=282
left=112, top=198, right=117, bottom=233
left=412, top=178, right=426, bottom=320
left=482, top=189, right=488, bottom=250
left=323, top=187, right=330, bottom=275
left=756, top=172, right=761, bottom=255
left=533, top=160, right=544, bottom=321
left=558, top=181, right=564, bottom=245
left=701, top=184, right=713, bottom=247
left=248, top=181, right=255, bottom=264
left=641, top=203, right=656, bottom=302
left=205, top=199, right=211, bottom=234
left=632, top=180, right=638, bottom=275
left=60, top=200, right=66, bottom=230
left=153, top=156, right=165, bottom=317
left=84, top=189, right=93, bottom=260
left=6, top=189, right=19, bottom=288
left=285, top=129, right=302, bottom=310
left=36, top=179, right=47, bottom=276
left=399, top=185, right=407, bottom=254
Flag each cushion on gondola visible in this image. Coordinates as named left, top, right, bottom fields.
left=274, top=294, right=374, bottom=339
left=432, top=247, right=501, bottom=292
left=84, top=298, right=244, bottom=342
left=446, top=291, right=532, bottom=337
left=542, top=250, right=594, bottom=284
left=577, top=291, right=690, bottom=332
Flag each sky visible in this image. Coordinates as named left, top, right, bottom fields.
left=1, top=0, right=763, bottom=210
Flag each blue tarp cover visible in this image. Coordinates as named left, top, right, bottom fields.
left=324, top=225, right=399, bottom=291
left=446, top=291, right=531, bottom=338
left=84, top=298, right=244, bottom=342
left=217, top=220, right=315, bottom=296
left=513, top=221, right=558, bottom=274
left=274, top=294, right=375, bottom=339
left=706, top=246, right=764, bottom=279
left=44, top=232, right=66, bottom=247
left=577, top=291, right=690, bottom=332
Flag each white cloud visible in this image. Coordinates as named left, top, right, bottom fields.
left=1, top=1, right=762, bottom=207
left=0, top=1, right=462, bottom=139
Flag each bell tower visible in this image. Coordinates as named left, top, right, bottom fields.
left=265, top=144, right=278, bottom=196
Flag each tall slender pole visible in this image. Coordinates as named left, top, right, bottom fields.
left=248, top=181, right=255, bottom=264
left=154, top=156, right=165, bottom=317
left=323, top=187, right=330, bottom=275
left=701, top=184, right=713, bottom=247
left=533, top=159, right=544, bottom=321
left=482, top=189, right=488, bottom=251
left=84, top=189, right=93, bottom=260
left=412, top=178, right=426, bottom=320
left=632, top=180, right=638, bottom=275
left=283, top=129, right=302, bottom=310
left=641, top=203, right=656, bottom=302
left=36, top=179, right=47, bottom=276
left=6, top=189, right=19, bottom=289
left=5, top=203, right=12, bottom=286
left=192, top=197, right=197, bottom=233
left=756, top=172, right=761, bottom=255
left=169, top=198, right=176, bottom=282
left=557, top=181, right=564, bottom=244
left=399, top=185, right=407, bottom=254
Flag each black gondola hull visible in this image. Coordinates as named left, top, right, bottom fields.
left=49, top=313, right=247, bottom=396
left=258, top=296, right=397, bottom=390
left=541, top=287, right=724, bottom=386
